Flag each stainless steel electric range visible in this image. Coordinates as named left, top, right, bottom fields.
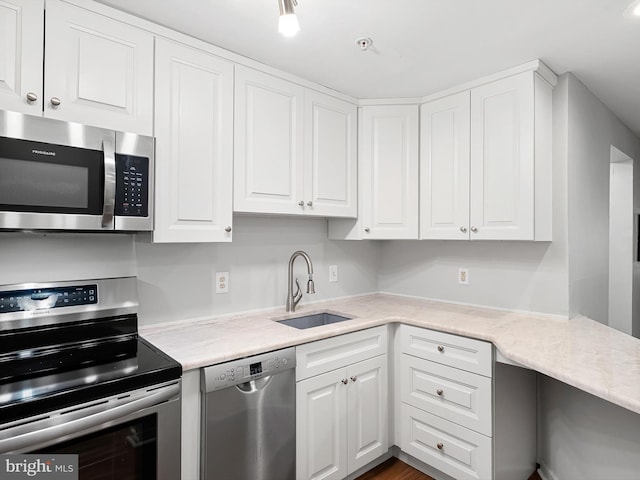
left=0, top=276, right=182, bottom=480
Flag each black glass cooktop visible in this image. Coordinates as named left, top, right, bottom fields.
left=0, top=336, right=181, bottom=425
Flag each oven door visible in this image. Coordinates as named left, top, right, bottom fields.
left=0, top=381, right=181, bottom=480
left=0, top=110, right=116, bottom=231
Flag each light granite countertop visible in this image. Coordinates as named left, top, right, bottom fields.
left=140, top=293, right=640, bottom=416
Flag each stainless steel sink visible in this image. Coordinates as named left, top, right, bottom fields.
left=276, top=312, right=352, bottom=329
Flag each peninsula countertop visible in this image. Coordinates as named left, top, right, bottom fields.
left=140, top=293, right=640, bottom=416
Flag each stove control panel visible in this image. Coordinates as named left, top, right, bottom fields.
left=203, top=347, right=296, bottom=392
left=0, top=284, right=98, bottom=314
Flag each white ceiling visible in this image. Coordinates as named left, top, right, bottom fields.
left=96, top=0, right=640, bottom=136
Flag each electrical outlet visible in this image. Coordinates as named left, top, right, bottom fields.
left=216, top=272, right=229, bottom=294
left=329, top=265, right=338, bottom=283
left=458, top=268, right=469, bottom=285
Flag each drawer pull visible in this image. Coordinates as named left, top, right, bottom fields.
left=437, top=345, right=445, bottom=353
left=437, top=442, right=444, bottom=450
left=350, top=376, right=357, bottom=382
left=436, top=388, right=443, bottom=396
left=341, top=378, right=349, bottom=385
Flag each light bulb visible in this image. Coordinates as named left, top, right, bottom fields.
left=279, top=13, right=299, bottom=37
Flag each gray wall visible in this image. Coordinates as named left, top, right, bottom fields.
left=377, top=76, right=570, bottom=317
left=134, top=215, right=381, bottom=325
left=566, top=74, right=640, bottom=326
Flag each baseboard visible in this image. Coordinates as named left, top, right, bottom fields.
left=538, top=460, right=560, bottom=480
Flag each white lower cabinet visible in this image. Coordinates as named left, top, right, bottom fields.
left=398, top=325, right=536, bottom=480
left=296, top=327, right=388, bottom=480
left=401, top=403, right=492, bottom=480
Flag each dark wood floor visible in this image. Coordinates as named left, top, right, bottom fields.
left=355, top=457, right=543, bottom=480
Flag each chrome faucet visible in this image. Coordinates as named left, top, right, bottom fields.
left=286, top=250, right=315, bottom=312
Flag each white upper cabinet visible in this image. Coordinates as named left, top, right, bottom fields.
left=234, top=65, right=357, bottom=217
left=0, top=0, right=44, bottom=115
left=153, top=38, right=234, bottom=243
left=420, top=68, right=554, bottom=241
left=304, top=90, right=357, bottom=217
left=420, top=91, right=471, bottom=240
left=234, top=66, right=304, bottom=215
left=44, top=0, right=154, bottom=135
left=470, top=72, right=535, bottom=240
left=330, top=105, right=419, bottom=239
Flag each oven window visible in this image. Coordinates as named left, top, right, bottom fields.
left=35, top=414, right=157, bottom=480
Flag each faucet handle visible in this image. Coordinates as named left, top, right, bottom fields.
left=293, top=278, right=303, bottom=308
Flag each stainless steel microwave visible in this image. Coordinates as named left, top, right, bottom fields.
left=0, top=110, right=154, bottom=232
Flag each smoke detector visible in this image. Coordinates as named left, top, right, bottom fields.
left=355, top=37, right=373, bottom=51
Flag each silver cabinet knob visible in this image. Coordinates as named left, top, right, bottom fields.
left=437, top=345, right=445, bottom=353
left=364, top=228, right=370, bottom=233
left=437, top=442, right=444, bottom=450
left=50, top=97, right=61, bottom=107
left=298, top=201, right=304, bottom=207
left=306, top=201, right=313, bottom=207
left=26, top=92, right=38, bottom=103
left=436, top=388, right=444, bottom=396
left=341, top=378, right=349, bottom=385
left=225, top=226, right=232, bottom=233
left=460, top=226, right=468, bottom=233
left=471, top=226, right=478, bottom=233
left=350, top=376, right=357, bottom=382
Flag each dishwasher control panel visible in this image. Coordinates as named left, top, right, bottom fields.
left=202, top=347, right=296, bottom=391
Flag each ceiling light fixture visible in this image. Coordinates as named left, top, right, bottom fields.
left=624, top=0, right=640, bottom=17
left=278, top=0, right=300, bottom=37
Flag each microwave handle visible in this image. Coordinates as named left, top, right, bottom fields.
left=102, top=138, right=116, bottom=228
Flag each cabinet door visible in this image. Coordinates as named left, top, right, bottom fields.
left=0, top=0, right=43, bottom=114
left=153, top=39, right=233, bottom=243
left=420, top=92, right=471, bottom=240
left=304, top=90, right=357, bottom=217
left=234, top=66, right=304, bottom=215
left=360, top=105, right=419, bottom=239
left=470, top=72, right=534, bottom=240
left=43, top=0, right=153, bottom=135
left=347, top=355, right=388, bottom=473
left=297, top=369, right=348, bottom=480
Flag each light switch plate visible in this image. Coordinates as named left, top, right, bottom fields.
left=329, top=265, right=338, bottom=283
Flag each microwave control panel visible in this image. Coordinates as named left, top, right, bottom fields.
left=115, top=154, right=149, bottom=217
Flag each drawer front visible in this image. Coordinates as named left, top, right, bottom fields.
left=296, top=326, right=388, bottom=381
left=401, top=354, right=492, bottom=436
left=401, top=403, right=492, bottom=480
left=401, top=324, right=492, bottom=377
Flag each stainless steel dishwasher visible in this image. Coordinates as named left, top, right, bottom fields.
left=201, top=347, right=296, bottom=480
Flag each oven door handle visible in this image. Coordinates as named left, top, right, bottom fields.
left=0, top=382, right=180, bottom=453
left=101, top=136, right=116, bottom=229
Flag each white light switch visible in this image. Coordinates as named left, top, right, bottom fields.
left=329, top=265, right=338, bottom=283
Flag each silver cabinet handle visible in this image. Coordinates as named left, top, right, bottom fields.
left=225, top=226, right=232, bottom=233
left=350, top=376, right=357, bottom=382
left=460, top=226, right=468, bottom=233
left=26, top=92, right=38, bottom=103
left=341, top=378, right=349, bottom=385
left=437, top=442, right=444, bottom=450
left=437, top=345, right=445, bottom=353
left=364, top=228, right=370, bottom=233
left=50, top=97, right=61, bottom=107
left=307, top=201, right=313, bottom=207
left=298, top=201, right=304, bottom=207
left=436, top=388, right=444, bottom=396
left=471, top=226, right=478, bottom=233
left=101, top=136, right=116, bottom=229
